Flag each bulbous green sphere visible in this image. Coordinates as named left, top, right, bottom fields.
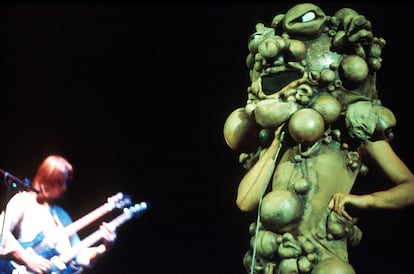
left=288, top=108, right=325, bottom=145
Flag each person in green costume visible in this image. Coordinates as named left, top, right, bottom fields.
left=223, top=3, right=414, bottom=273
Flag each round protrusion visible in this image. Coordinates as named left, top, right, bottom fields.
left=288, top=108, right=325, bottom=145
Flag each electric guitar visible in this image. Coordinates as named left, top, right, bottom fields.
left=52, top=202, right=148, bottom=274
left=63, top=192, right=131, bottom=238
left=0, top=192, right=132, bottom=274
left=10, top=202, right=147, bottom=274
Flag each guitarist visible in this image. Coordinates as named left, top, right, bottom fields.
left=0, top=155, right=117, bottom=274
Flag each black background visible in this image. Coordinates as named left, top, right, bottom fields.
left=0, top=3, right=413, bottom=274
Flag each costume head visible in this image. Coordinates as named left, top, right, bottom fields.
left=224, top=3, right=396, bottom=156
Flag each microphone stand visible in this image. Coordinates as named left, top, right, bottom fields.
left=0, top=168, right=38, bottom=194
left=0, top=168, right=38, bottom=246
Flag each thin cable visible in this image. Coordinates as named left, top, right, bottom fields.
left=250, top=131, right=285, bottom=274
left=0, top=175, right=9, bottom=246
left=0, top=208, right=6, bottom=246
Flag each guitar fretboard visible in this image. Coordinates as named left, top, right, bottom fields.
left=59, top=202, right=147, bottom=264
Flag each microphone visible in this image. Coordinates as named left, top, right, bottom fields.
left=0, top=168, right=39, bottom=193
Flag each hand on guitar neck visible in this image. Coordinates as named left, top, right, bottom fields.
left=46, top=202, right=148, bottom=274
left=86, top=222, right=118, bottom=262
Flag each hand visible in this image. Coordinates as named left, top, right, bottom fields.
left=328, top=193, right=370, bottom=221
left=328, top=193, right=353, bottom=221
left=100, top=222, right=117, bottom=248
left=21, top=251, right=53, bottom=274
left=88, top=222, right=117, bottom=260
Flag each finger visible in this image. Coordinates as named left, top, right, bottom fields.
left=328, top=198, right=334, bottom=209
left=329, top=195, right=340, bottom=210
left=341, top=209, right=353, bottom=221
left=97, top=244, right=107, bottom=254
left=332, top=195, right=342, bottom=213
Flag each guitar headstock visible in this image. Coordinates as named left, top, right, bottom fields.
left=124, top=202, right=148, bottom=217
left=107, top=192, right=132, bottom=209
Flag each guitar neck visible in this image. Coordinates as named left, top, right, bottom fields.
left=63, top=192, right=129, bottom=238
left=59, top=202, right=147, bottom=264
left=63, top=203, right=114, bottom=237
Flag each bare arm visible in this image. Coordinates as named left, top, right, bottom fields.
left=0, top=193, right=53, bottom=273
left=329, top=140, right=414, bottom=220
left=236, top=125, right=285, bottom=211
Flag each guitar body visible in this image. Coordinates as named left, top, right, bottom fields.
left=0, top=259, right=15, bottom=274
left=0, top=231, right=81, bottom=274
left=0, top=232, right=52, bottom=274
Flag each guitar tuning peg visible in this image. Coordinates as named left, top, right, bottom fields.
left=107, top=192, right=132, bottom=209
left=137, top=201, right=148, bottom=210
left=108, top=192, right=123, bottom=202
left=125, top=201, right=149, bottom=215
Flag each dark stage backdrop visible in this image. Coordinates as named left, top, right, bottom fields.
left=0, top=3, right=412, bottom=274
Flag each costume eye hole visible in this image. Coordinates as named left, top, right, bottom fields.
left=301, top=11, right=316, bottom=22
left=248, top=33, right=261, bottom=43
left=291, top=11, right=317, bottom=24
